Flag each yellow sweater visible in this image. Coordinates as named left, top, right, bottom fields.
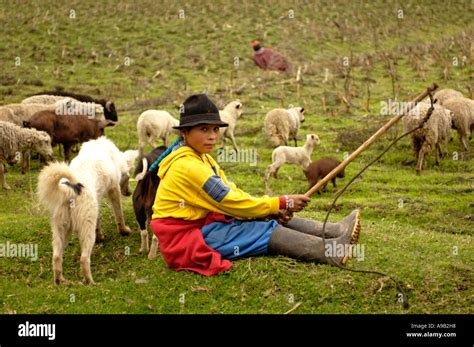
left=152, top=146, right=280, bottom=220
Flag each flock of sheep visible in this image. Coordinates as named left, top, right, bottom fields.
left=403, top=89, right=474, bottom=175
left=2, top=87, right=471, bottom=192
left=0, top=87, right=472, bottom=283
left=0, top=91, right=117, bottom=189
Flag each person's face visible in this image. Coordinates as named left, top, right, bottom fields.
left=181, top=124, right=220, bottom=154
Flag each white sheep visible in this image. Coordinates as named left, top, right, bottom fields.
left=433, top=89, right=464, bottom=106
left=0, top=121, right=54, bottom=189
left=264, top=107, right=305, bottom=147
left=22, top=96, right=105, bottom=121
left=55, top=98, right=105, bottom=121
left=0, top=99, right=105, bottom=126
left=0, top=103, right=56, bottom=126
left=403, top=102, right=453, bottom=175
left=30, top=90, right=118, bottom=121
left=22, top=95, right=77, bottom=105
left=264, top=134, right=320, bottom=188
left=442, top=97, right=474, bottom=151
left=219, top=100, right=243, bottom=151
left=137, top=110, right=179, bottom=158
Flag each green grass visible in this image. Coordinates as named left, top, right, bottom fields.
left=0, top=0, right=473, bottom=314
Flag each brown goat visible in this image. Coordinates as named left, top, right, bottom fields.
left=303, top=158, right=345, bottom=194
left=23, top=111, right=113, bottom=163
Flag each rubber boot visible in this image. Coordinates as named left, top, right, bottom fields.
left=284, top=209, right=360, bottom=243
left=269, top=211, right=361, bottom=266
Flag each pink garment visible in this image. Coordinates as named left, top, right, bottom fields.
left=252, top=48, right=289, bottom=72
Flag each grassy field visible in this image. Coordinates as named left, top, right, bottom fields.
left=0, top=0, right=473, bottom=314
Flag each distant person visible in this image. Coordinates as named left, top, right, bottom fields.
left=251, top=40, right=290, bottom=72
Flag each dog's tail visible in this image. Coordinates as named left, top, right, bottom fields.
left=38, top=162, right=85, bottom=211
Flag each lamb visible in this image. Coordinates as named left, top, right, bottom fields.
left=219, top=100, right=243, bottom=151
left=402, top=102, right=453, bottom=175
left=22, top=96, right=106, bottom=121
left=264, top=134, right=320, bottom=188
left=264, top=107, right=305, bottom=147
left=433, top=88, right=464, bottom=106
left=303, top=158, right=345, bottom=194
left=32, top=90, right=118, bottom=121
left=23, top=111, right=114, bottom=163
left=37, top=137, right=138, bottom=284
left=132, top=146, right=167, bottom=257
left=0, top=121, right=54, bottom=190
left=137, top=110, right=179, bottom=158
left=441, top=97, right=474, bottom=151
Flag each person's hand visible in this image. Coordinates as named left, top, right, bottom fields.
left=277, top=209, right=293, bottom=224
left=286, top=194, right=310, bottom=212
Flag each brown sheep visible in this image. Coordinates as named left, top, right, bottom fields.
left=23, top=111, right=114, bottom=163
left=303, top=158, right=345, bottom=194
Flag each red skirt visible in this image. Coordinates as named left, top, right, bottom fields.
left=150, top=213, right=233, bottom=276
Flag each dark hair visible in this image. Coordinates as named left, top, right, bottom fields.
left=179, top=123, right=220, bottom=132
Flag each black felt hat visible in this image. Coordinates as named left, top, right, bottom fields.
left=173, top=94, right=228, bottom=129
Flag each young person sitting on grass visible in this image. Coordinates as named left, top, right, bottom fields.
left=149, top=94, right=361, bottom=276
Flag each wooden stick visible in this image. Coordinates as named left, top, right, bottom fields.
left=471, top=41, right=474, bottom=83
left=304, top=83, right=439, bottom=198
left=296, top=66, right=302, bottom=98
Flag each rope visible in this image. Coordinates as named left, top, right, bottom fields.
left=147, top=136, right=184, bottom=173
left=319, top=96, right=437, bottom=310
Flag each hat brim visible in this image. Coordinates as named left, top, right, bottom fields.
left=173, top=120, right=228, bottom=129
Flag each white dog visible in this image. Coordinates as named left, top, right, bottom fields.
left=38, top=137, right=138, bottom=285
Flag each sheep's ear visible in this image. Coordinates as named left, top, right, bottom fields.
left=23, top=121, right=30, bottom=128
